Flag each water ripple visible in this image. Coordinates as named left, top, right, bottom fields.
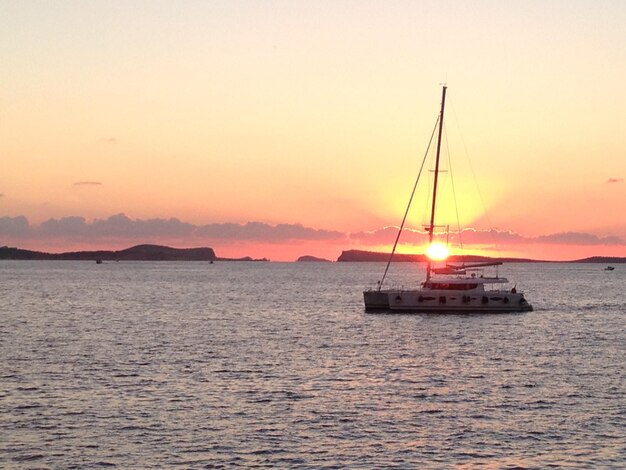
left=1, top=261, right=624, bottom=468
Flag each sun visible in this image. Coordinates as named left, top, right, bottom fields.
left=425, top=242, right=450, bottom=261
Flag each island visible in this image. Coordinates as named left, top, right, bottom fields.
left=296, top=255, right=332, bottom=262
left=0, top=244, right=267, bottom=262
left=335, top=249, right=626, bottom=264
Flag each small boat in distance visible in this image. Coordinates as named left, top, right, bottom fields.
left=605, top=266, right=615, bottom=271
left=364, top=86, right=533, bottom=313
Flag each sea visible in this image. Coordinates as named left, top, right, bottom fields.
left=1, top=261, right=624, bottom=469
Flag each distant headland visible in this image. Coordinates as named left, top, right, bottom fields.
left=297, top=255, right=332, bottom=262
left=336, top=250, right=626, bottom=264
left=0, top=244, right=268, bottom=262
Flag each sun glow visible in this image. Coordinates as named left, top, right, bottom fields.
left=425, top=242, right=450, bottom=261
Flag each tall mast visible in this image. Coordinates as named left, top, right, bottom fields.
left=426, top=85, right=447, bottom=281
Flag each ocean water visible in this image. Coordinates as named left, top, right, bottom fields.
left=1, top=261, right=624, bottom=468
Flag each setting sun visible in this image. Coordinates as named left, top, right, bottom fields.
left=425, top=242, right=450, bottom=261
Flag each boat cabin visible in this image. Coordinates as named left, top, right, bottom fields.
left=423, top=282, right=479, bottom=290
left=422, top=275, right=509, bottom=292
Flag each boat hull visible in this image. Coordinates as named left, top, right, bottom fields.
left=363, top=290, right=392, bottom=311
left=364, top=289, right=533, bottom=313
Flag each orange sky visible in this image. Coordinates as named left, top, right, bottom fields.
left=1, top=1, right=625, bottom=261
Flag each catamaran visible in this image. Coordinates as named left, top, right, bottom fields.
left=364, top=86, right=533, bottom=313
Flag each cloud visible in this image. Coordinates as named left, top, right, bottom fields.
left=536, top=232, right=625, bottom=246
left=348, top=227, right=531, bottom=246
left=35, top=214, right=195, bottom=240
left=451, top=228, right=528, bottom=245
left=607, top=178, right=624, bottom=183
left=91, top=214, right=195, bottom=238
left=73, top=181, right=103, bottom=186
left=349, top=226, right=428, bottom=245
left=449, top=229, right=625, bottom=246
left=0, top=216, right=30, bottom=237
left=39, top=216, right=89, bottom=237
left=196, top=221, right=344, bottom=242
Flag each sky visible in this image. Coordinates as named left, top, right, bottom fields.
left=1, top=0, right=625, bottom=261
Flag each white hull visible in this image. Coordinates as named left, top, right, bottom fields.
left=364, top=288, right=533, bottom=313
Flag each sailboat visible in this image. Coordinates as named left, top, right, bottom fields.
left=363, top=86, right=533, bottom=313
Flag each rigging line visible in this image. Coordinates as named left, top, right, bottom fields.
left=378, top=117, right=440, bottom=290
left=421, top=156, right=432, bottom=225
left=448, top=97, right=500, bottom=253
left=443, top=121, right=464, bottom=253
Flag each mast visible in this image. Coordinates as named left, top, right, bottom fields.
left=426, top=85, right=447, bottom=281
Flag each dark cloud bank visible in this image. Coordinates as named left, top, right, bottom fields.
left=0, top=214, right=343, bottom=243
left=348, top=226, right=625, bottom=247
left=0, top=214, right=624, bottom=247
